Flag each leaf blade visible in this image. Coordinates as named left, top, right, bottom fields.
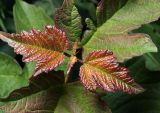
left=80, top=50, right=144, bottom=94
left=0, top=26, right=69, bottom=76
left=84, top=0, right=160, bottom=62
left=0, top=53, right=35, bottom=98
left=13, top=0, right=54, bottom=33
left=54, top=0, right=82, bottom=42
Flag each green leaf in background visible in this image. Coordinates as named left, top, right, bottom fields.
left=100, top=56, right=160, bottom=113
left=103, top=83, right=160, bottom=113
left=13, top=0, right=54, bottom=33
left=54, top=83, right=111, bottom=113
left=75, top=0, right=97, bottom=24
left=0, top=72, right=64, bottom=113
left=0, top=43, right=15, bottom=57
left=135, top=24, right=160, bottom=71
left=0, top=0, right=55, bottom=99
left=0, top=79, right=111, bottom=113
left=34, top=0, right=63, bottom=16
left=97, top=0, right=128, bottom=26
left=80, top=18, right=96, bottom=46
left=55, top=57, right=69, bottom=74
left=102, top=56, right=160, bottom=113
left=0, top=52, right=35, bottom=98
left=54, top=0, right=82, bottom=43
left=83, top=0, right=160, bottom=62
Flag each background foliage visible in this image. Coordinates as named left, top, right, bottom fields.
left=0, top=0, right=160, bottom=113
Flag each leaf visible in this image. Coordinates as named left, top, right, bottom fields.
left=103, top=59, right=160, bottom=113
left=80, top=18, right=97, bottom=46
left=80, top=50, right=144, bottom=94
left=0, top=77, right=111, bottom=113
left=84, top=33, right=157, bottom=62
left=0, top=52, right=35, bottom=98
left=55, top=57, right=69, bottom=73
left=134, top=24, right=160, bottom=71
left=54, top=83, right=112, bottom=113
left=0, top=26, right=69, bottom=76
left=54, top=0, right=82, bottom=42
left=97, top=0, right=127, bottom=26
left=84, top=0, right=160, bottom=62
left=34, top=0, right=63, bottom=16
left=13, top=0, right=53, bottom=33
left=0, top=71, right=64, bottom=113
left=75, top=0, right=97, bottom=24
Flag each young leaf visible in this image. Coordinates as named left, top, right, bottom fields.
left=80, top=50, right=144, bottom=94
left=75, top=0, right=97, bottom=24
left=13, top=0, right=53, bottom=33
left=84, top=0, right=160, bottom=62
left=54, top=0, right=82, bottom=42
left=0, top=26, right=68, bottom=76
left=80, top=18, right=97, bottom=46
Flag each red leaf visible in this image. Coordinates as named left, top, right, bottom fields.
left=80, top=50, right=144, bottom=94
left=0, top=26, right=68, bottom=76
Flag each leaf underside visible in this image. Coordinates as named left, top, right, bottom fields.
left=80, top=50, right=144, bottom=94
left=0, top=26, right=68, bottom=76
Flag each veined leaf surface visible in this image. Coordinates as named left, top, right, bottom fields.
left=0, top=26, right=68, bottom=76
left=80, top=50, right=144, bottom=94
left=54, top=0, right=82, bottom=43
left=84, top=0, right=160, bottom=62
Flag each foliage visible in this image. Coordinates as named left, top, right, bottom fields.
left=0, top=0, right=160, bottom=113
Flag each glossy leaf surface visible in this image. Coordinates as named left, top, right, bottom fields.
left=80, top=50, right=144, bottom=94
left=0, top=26, right=68, bottom=76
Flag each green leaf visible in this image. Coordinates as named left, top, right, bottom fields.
left=84, top=0, right=160, bottom=62
left=34, top=0, right=63, bottom=16
left=54, top=0, right=82, bottom=42
left=55, top=57, right=69, bottom=74
left=101, top=55, right=160, bottom=113
left=0, top=79, right=111, bottom=113
left=13, top=0, right=54, bottom=33
left=0, top=52, right=35, bottom=98
left=135, top=24, right=160, bottom=71
left=75, top=0, right=97, bottom=24
left=0, top=87, right=61, bottom=113
left=54, top=83, right=111, bottom=113
left=102, top=58, right=160, bottom=113
left=0, top=72, right=64, bottom=113
left=97, top=0, right=127, bottom=26
left=84, top=33, right=157, bottom=62
left=80, top=18, right=96, bottom=46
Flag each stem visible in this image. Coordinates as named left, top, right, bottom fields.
left=63, top=52, right=84, bottom=84
left=64, top=52, right=84, bottom=64
left=65, top=74, right=69, bottom=84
